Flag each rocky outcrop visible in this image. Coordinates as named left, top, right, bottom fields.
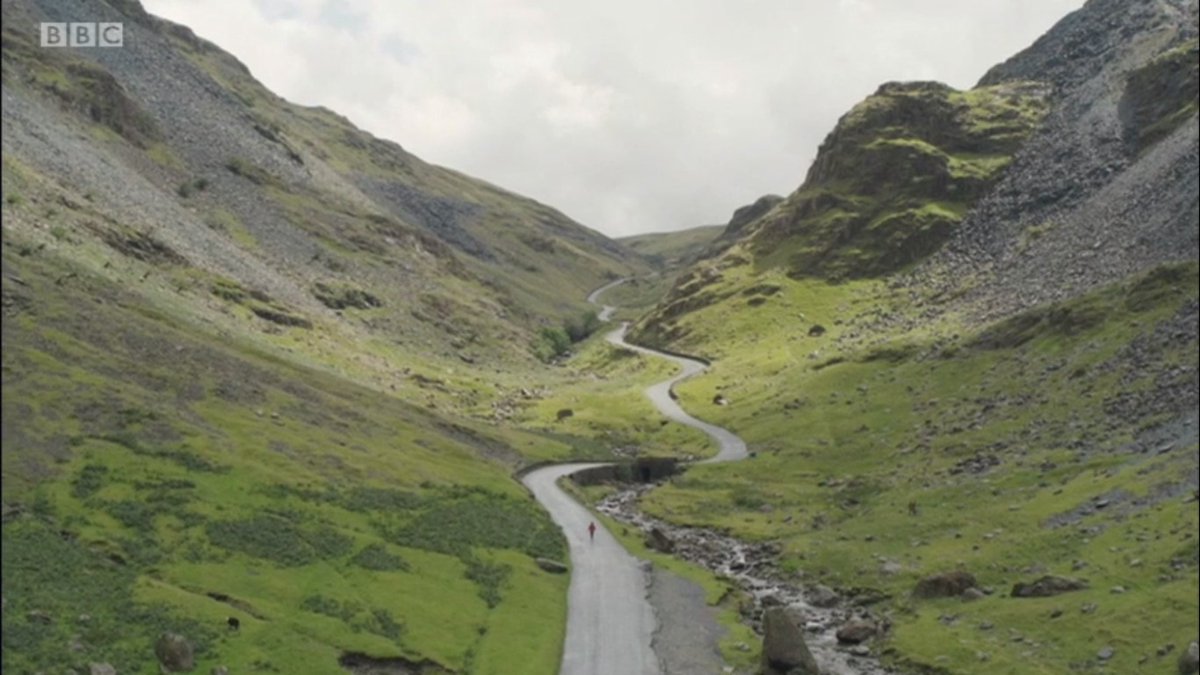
left=717, top=194, right=784, bottom=244
left=761, top=607, right=820, bottom=675
left=1010, top=575, right=1088, bottom=598
left=1119, top=39, right=1199, bottom=152
left=737, top=80, right=1049, bottom=280
left=911, top=571, right=978, bottom=599
left=925, top=0, right=1199, bottom=322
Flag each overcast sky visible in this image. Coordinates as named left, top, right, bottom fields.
left=143, top=0, right=1079, bottom=237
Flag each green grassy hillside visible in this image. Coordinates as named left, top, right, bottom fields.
left=0, top=1, right=647, bottom=672
left=626, top=258, right=1198, bottom=673
left=611, top=14, right=1199, bottom=673
left=1, top=2, right=647, bottom=371
left=618, top=225, right=725, bottom=269
left=0, top=233, right=585, bottom=674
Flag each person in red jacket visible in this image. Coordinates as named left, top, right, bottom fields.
left=588, top=521, right=597, bottom=542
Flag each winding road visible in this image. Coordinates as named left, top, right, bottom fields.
left=522, top=279, right=748, bottom=675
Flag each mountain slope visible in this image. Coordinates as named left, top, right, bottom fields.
left=2, top=0, right=647, bottom=371
left=618, top=1, right=1200, bottom=673
left=0, top=0, right=646, bottom=672
left=618, top=225, right=725, bottom=270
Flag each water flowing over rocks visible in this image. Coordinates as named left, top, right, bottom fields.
left=598, top=485, right=894, bottom=675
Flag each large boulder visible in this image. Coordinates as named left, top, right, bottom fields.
left=761, top=607, right=819, bottom=675
left=912, top=571, right=978, bottom=599
left=1180, top=641, right=1199, bottom=675
left=154, top=633, right=194, bottom=672
left=644, top=527, right=675, bottom=554
left=1010, top=575, right=1088, bottom=598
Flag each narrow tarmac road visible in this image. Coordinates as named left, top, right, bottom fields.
left=522, top=279, right=749, bottom=674
left=522, top=464, right=660, bottom=675
left=604, top=323, right=747, bottom=463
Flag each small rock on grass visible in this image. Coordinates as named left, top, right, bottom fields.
left=1011, top=575, right=1087, bottom=598
left=806, top=585, right=839, bottom=608
left=836, top=621, right=876, bottom=644
left=961, top=587, right=986, bottom=602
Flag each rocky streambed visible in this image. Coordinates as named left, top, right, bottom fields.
left=598, top=484, right=895, bottom=675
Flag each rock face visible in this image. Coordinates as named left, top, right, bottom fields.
left=1180, top=640, right=1200, bottom=675
left=718, top=194, right=785, bottom=244
left=735, top=80, right=1050, bottom=280
left=761, top=607, right=820, bottom=675
left=154, top=633, right=195, bottom=673
left=912, top=571, right=978, bottom=599
left=931, top=0, right=1200, bottom=321
left=1010, top=575, right=1088, bottom=598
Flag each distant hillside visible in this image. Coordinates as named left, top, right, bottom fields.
left=618, top=224, right=724, bottom=269
left=1, top=0, right=646, bottom=370
left=635, top=0, right=1198, bottom=343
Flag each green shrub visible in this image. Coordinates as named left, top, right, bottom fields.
left=340, top=486, right=425, bottom=512
left=463, top=554, right=511, bottom=608
left=384, top=495, right=565, bottom=560
left=72, top=463, right=108, bottom=499
left=206, top=515, right=314, bottom=566
left=2, top=519, right=216, bottom=672
left=349, top=543, right=409, bottom=571
left=366, top=608, right=404, bottom=640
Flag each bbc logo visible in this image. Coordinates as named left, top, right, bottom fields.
left=40, top=22, right=124, bottom=48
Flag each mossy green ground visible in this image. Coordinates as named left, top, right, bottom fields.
left=1, top=239, right=577, bottom=674
left=617, top=225, right=724, bottom=269
left=615, top=262, right=1198, bottom=674
left=513, top=330, right=716, bottom=460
